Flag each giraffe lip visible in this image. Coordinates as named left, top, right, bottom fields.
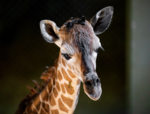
left=83, top=74, right=102, bottom=100
left=83, top=83, right=102, bottom=100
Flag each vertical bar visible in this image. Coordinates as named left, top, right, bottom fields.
left=126, top=0, right=150, bottom=114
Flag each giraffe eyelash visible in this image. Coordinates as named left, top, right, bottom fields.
left=95, top=47, right=100, bottom=53
left=95, top=47, right=104, bottom=53
left=61, top=53, right=71, bottom=60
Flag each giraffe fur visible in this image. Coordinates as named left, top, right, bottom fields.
left=15, top=6, right=114, bottom=114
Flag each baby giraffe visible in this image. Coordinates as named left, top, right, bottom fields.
left=16, top=6, right=113, bottom=114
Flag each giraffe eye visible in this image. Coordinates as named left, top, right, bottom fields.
left=95, top=47, right=100, bottom=53
left=62, top=53, right=71, bottom=60
left=95, top=47, right=104, bottom=53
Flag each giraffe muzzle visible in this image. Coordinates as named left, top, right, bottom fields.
left=83, top=74, right=102, bottom=101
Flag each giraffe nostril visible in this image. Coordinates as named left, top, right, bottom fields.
left=85, top=80, right=92, bottom=87
left=96, top=78, right=100, bottom=84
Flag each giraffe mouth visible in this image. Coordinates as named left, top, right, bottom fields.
left=83, top=75, right=102, bottom=100
left=83, top=82, right=102, bottom=100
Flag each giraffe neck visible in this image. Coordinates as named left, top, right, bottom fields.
left=23, top=53, right=81, bottom=114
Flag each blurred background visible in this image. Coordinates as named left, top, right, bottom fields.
left=0, top=0, right=149, bottom=114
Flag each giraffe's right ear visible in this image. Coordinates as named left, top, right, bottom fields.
left=40, top=20, right=61, bottom=46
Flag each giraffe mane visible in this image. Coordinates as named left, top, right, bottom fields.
left=65, top=16, right=85, bottom=30
left=15, top=59, right=58, bottom=114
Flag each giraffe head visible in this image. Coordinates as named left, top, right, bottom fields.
left=40, top=6, right=113, bottom=100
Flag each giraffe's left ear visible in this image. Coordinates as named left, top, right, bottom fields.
left=40, top=20, right=61, bottom=46
left=90, top=6, right=114, bottom=35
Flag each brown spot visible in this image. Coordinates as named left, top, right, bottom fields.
left=32, top=96, right=41, bottom=111
left=53, top=87, right=58, bottom=98
left=62, top=58, right=66, bottom=67
left=61, top=84, right=66, bottom=94
left=56, top=81, right=60, bottom=91
left=58, top=71, right=62, bottom=81
left=41, top=89, right=49, bottom=102
left=68, top=64, right=72, bottom=69
left=51, top=109, right=59, bottom=114
left=53, top=78, right=55, bottom=85
left=61, top=94, right=73, bottom=108
left=29, top=104, right=38, bottom=113
left=58, top=98, right=69, bottom=113
left=30, top=110, right=38, bottom=114
left=58, top=53, right=61, bottom=63
left=67, top=69, right=76, bottom=78
left=40, top=108, right=46, bottom=114
left=64, top=83, right=74, bottom=95
left=26, top=105, right=32, bottom=112
left=44, top=93, right=49, bottom=102
left=61, top=68, right=72, bottom=81
left=77, top=79, right=80, bottom=85
left=50, top=94, right=56, bottom=106
left=35, top=103, right=41, bottom=111
left=48, top=80, right=52, bottom=93
left=42, top=103, right=49, bottom=113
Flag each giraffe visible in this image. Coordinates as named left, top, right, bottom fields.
left=15, top=6, right=113, bottom=114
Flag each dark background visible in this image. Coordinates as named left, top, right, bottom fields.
left=0, top=0, right=125, bottom=114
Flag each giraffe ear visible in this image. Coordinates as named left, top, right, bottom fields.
left=40, top=20, right=61, bottom=46
left=90, top=6, right=114, bottom=35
